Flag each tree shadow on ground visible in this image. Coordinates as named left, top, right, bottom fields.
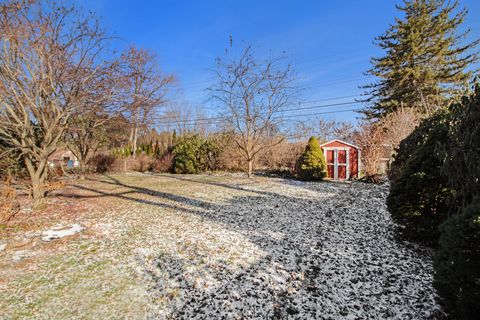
left=155, top=173, right=279, bottom=197
left=58, top=175, right=212, bottom=214
left=60, top=174, right=442, bottom=319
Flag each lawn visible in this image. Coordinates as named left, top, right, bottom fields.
left=0, top=173, right=443, bottom=319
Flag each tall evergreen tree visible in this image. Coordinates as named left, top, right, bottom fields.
left=362, top=0, right=479, bottom=119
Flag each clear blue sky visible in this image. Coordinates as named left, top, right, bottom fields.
left=77, top=0, right=480, bottom=123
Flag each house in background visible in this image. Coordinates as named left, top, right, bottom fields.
left=48, top=149, right=80, bottom=168
left=321, top=139, right=360, bottom=180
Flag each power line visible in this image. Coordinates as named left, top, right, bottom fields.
left=299, top=94, right=361, bottom=103
left=280, top=101, right=357, bottom=113
left=281, top=108, right=361, bottom=119
left=155, top=100, right=360, bottom=124
left=155, top=105, right=363, bottom=126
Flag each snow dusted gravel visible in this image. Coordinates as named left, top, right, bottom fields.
left=1, top=174, right=443, bottom=319
left=107, top=175, right=443, bottom=319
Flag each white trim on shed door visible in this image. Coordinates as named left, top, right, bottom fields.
left=323, top=147, right=350, bottom=180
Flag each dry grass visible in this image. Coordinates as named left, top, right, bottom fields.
left=0, top=177, right=19, bottom=223
left=0, top=173, right=441, bottom=319
left=0, top=173, right=259, bottom=319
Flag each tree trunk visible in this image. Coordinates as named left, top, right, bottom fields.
left=79, top=161, right=86, bottom=180
left=132, top=126, right=138, bottom=156
left=31, top=176, right=46, bottom=210
left=25, top=158, right=48, bottom=210
left=247, top=159, right=253, bottom=178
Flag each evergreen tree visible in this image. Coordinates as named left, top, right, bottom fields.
left=172, top=134, right=220, bottom=174
left=362, top=0, right=479, bottom=119
left=296, top=136, right=327, bottom=181
left=146, top=142, right=152, bottom=156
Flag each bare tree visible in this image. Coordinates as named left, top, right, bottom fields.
left=379, top=107, right=422, bottom=152
left=352, top=108, right=422, bottom=179
left=119, top=46, right=174, bottom=155
left=353, top=121, right=389, bottom=177
left=0, top=1, right=109, bottom=208
left=161, top=101, right=208, bottom=135
left=210, top=47, right=297, bottom=177
left=293, top=118, right=354, bottom=143
left=65, top=61, right=122, bottom=178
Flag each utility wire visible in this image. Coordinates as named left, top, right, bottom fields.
left=155, top=106, right=362, bottom=126
left=156, top=100, right=360, bottom=124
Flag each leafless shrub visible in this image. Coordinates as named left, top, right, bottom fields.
left=88, top=154, right=117, bottom=173
left=216, top=136, right=247, bottom=172
left=0, top=176, right=19, bottom=223
left=151, top=153, right=174, bottom=173
left=133, top=155, right=154, bottom=173
left=353, top=122, right=389, bottom=178
left=258, top=140, right=306, bottom=173
left=353, top=108, right=422, bottom=178
left=379, top=107, right=422, bottom=154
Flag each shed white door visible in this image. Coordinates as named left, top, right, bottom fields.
left=325, top=148, right=350, bottom=180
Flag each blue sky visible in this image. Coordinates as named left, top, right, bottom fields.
left=77, top=0, right=480, bottom=123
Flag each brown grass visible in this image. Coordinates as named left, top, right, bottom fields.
left=0, top=176, right=19, bottom=223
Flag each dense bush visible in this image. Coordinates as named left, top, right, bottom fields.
left=442, top=88, right=480, bottom=206
left=172, top=135, right=219, bottom=174
left=387, top=111, right=453, bottom=245
left=216, top=140, right=246, bottom=172
left=388, top=113, right=444, bottom=181
left=88, top=154, right=116, bottom=173
left=296, top=136, right=327, bottom=180
left=432, top=87, right=480, bottom=319
left=150, top=152, right=174, bottom=173
left=387, top=87, right=480, bottom=318
left=258, top=141, right=305, bottom=175
left=434, top=199, right=480, bottom=320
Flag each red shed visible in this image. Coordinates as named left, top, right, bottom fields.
left=320, top=139, right=360, bottom=180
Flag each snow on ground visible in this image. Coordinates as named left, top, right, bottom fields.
left=131, top=177, right=442, bottom=319
left=0, top=174, right=443, bottom=319
left=41, top=224, right=85, bottom=241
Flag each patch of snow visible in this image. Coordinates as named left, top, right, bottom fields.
left=12, top=249, right=29, bottom=262
left=41, top=223, right=85, bottom=242
left=0, top=243, right=6, bottom=252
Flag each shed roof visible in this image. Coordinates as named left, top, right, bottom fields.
left=320, top=139, right=360, bottom=149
